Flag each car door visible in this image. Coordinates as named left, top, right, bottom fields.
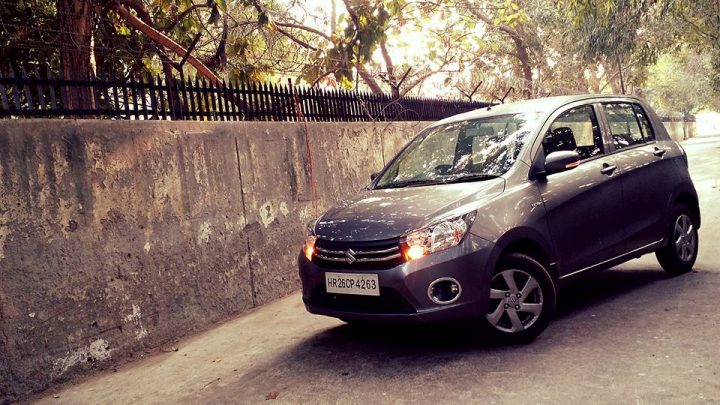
left=600, top=101, right=676, bottom=249
left=534, top=103, right=626, bottom=275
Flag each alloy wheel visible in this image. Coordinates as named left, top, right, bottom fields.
left=674, top=214, right=697, bottom=262
left=486, top=269, right=544, bottom=333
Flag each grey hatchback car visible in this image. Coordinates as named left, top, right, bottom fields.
left=298, top=95, right=700, bottom=341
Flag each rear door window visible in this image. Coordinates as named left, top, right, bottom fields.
left=603, top=103, right=648, bottom=149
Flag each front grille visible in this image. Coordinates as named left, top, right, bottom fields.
left=310, top=286, right=416, bottom=314
left=312, top=238, right=404, bottom=269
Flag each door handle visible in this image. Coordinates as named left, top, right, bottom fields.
left=653, top=146, right=666, bottom=157
left=600, top=163, right=617, bottom=175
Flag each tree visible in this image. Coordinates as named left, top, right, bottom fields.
left=671, top=0, right=720, bottom=92
left=462, top=0, right=534, bottom=98
left=643, top=47, right=720, bottom=117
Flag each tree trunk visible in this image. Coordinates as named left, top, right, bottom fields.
left=587, top=64, right=601, bottom=93
left=57, top=0, right=93, bottom=111
left=162, top=58, right=184, bottom=119
left=511, top=35, right=532, bottom=99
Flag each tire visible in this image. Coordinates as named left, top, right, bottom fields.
left=481, top=253, right=556, bottom=343
left=656, top=204, right=699, bottom=275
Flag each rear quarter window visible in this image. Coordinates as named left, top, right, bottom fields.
left=631, top=104, right=655, bottom=142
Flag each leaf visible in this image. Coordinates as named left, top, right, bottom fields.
left=265, top=391, right=279, bottom=400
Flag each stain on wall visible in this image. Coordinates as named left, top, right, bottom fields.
left=0, top=119, right=423, bottom=402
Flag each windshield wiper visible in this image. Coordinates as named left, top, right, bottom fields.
left=376, top=173, right=499, bottom=189
left=375, top=179, right=441, bottom=189
left=441, top=173, right=500, bottom=184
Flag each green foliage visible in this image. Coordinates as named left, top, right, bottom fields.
left=0, top=0, right=60, bottom=70
left=492, top=0, right=529, bottom=27
left=2, top=0, right=720, bottom=113
left=644, top=47, right=720, bottom=116
left=299, top=1, right=394, bottom=89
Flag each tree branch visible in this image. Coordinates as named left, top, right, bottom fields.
left=380, top=38, right=395, bottom=83
left=274, top=22, right=333, bottom=43
left=110, top=4, right=221, bottom=84
left=275, top=26, right=319, bottom=51
left=163, top=3, right=211, bottom=32
left=357, top=65, right=383, bottom=94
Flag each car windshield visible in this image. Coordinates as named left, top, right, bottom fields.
left=375, top=113, right=542, bottom=189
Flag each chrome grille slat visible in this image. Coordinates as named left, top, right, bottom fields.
left=315, top=246, right=345, bottom=255
left=315, top=252, right=402, bottom=262
left=354, top=246, right=399, bottom=255
left=314, top=253, right=350, bottom=262
left=354, top=253, right=402, bottom=262
left=312, top=238, right=404, bottom=269
left=315, top=245, right=399, bottom=256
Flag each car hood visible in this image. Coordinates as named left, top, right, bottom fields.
left=314, top=178, right=505, bottom=241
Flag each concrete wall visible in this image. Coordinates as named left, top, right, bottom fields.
left=663, top=121, right=697, bottom=142
left=0, top=119, right=424, bottom=402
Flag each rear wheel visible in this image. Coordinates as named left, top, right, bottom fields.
left=482, top=253, right=556, bottom=343
left=656, top=205, right=698, bottom=275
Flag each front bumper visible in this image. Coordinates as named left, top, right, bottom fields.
left=298, top=234, right=497, bottom=323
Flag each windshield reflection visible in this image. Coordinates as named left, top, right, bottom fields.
left=375, top=113, right=541, bottom=189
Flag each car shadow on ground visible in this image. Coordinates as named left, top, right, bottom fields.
left=271, top=268, right=682, bottom=377
left=222, top=263, right=720, bottom=389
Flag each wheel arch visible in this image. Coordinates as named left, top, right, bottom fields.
left=673, top=191, right=701, bottom=228
left=493, top=228, right=558, bottom=282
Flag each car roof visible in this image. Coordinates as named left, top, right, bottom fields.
left=432, top=94, right=641, bottom=127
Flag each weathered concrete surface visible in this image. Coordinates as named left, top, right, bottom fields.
left=32, top=139, right=720, bottom=404
left=663, top=120, right=696, bottom=141
left=0, top=119, right=422, bottom=403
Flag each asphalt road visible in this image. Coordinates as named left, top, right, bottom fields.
left=39, top=136, right=720, bottom=405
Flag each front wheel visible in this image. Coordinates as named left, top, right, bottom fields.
left=656, top=205, right=699, bottom=275
left=481, top=253, right=556, bottom=343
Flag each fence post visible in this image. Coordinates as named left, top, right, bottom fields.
left=100, top=74, right=111, bottom=119
left=208, top=79, right=219, bottom=121
left=45, top=66, right=58, bottom=114
left=35, top=65, right=48, bottom=114
left=138, top=74, right=148, bottom=120
left=221, top=80, right=231, bottom=121
left=0, top=70, right=9, bottom=116
left=251, top=82, right=261, bottom=120
left=7, top=64, right=23, bottom=116
left=18, top=66, right=34, bottom=116
left=147, top=74, right=159, bottom=120
left=178, top=73, right=189, bottom=120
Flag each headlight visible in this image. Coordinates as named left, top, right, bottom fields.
left=303, top=221, right=317, bottom=261
left=401, top=211, right=477, bottom=261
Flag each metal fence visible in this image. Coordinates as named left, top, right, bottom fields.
left=0, top=64, right=490, bottom=122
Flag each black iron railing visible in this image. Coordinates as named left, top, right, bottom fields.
left=0, top=64, right=490, bottom=122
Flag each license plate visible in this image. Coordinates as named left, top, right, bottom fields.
left=325, top=272, right=379, bottom=296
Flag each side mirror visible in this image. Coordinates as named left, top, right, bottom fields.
left=370, top=172, right=379, bottom=181
left=544, top=150, right=580, bottom=175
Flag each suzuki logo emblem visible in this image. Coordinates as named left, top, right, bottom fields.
left=345, top=249, right=357, bottom=264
